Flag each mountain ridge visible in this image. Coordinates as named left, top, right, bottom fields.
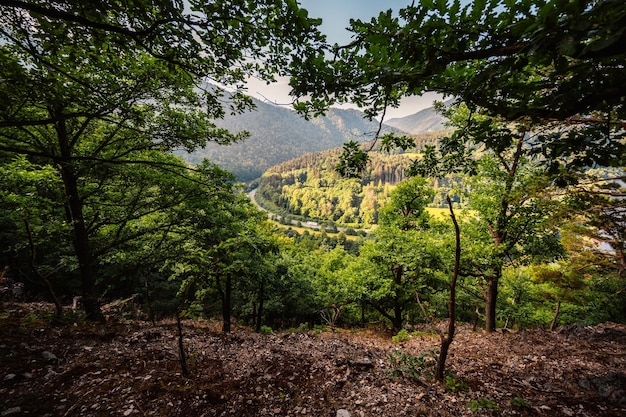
left=384, top=99, right=452, bottom=133
left=181, top=97, right=446, bottom=182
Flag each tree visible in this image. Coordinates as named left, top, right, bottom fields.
left=289, top=0, right=625, bottom=176
left=0, top=157, right=68, bottom=316
left=311, top=246, right=357, bottom=329
left=170, top=181, right=271, bottom=333
left=216, top=219, right=279, bottom=334
left=378, top=176, right=435, bottom=231
left=0, top=0, right=323, bottom=320
left=465, top=146, right=564, bottom=331
left=410, top=104, right=566, bottom=331
left=563, top=171, right=626, bottom=279
left=354, top=177, right=447, bottom=331
left=435, top=196, right=460, bottom=382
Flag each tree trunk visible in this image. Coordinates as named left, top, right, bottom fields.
left=55, top=113, right=103, bottom=322
left=251, top=302, right=257, bottom=330
left=145, top=276, right=155, bottom=325
left=60, top=162, right=103, bottom=321
left=436, top=196, right=460, bottom=382
left=255, top=278, right=265, bottom=333
left=484, top=274, right=500, bottom=332
left=392, top=264, right=403, bottom=331
left=549, top=300, right=561, bottom=331
left=361, top=301, right=366, bottom=328
left=222, top=274, right=232, bottom=333
left=176, top=310, right=190, bottom=378
left=367, top=301, right=398, bottom=331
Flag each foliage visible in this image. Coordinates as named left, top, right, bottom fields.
left=255, top=142, right=444, bottom=227
left=388, top=348, right=439, bottom=380
left=467, top=398, right=499, bottom=412
left=2, top=0, right=625, bottom=334
left=510, top=397, right=529, bottom=409
left=392, top=329, right=410, bottom=344
left=498, top=261, right=626, bottom=329
left=351, top=178, right=452, bottom=330
left=444, top=374, right=468, bottom=393
left=0, top=0, right=323, bottom=319
left=285, top=0, right=626, bottom=332
left=290, top=0, right=625, bottom=168
left=414, top=105, right=568, bottom=331
left=259, top=325, right=273, bottom=335
left=378, top=176, right=435, bottom=230
left=561, top=169, right=626, bottom=279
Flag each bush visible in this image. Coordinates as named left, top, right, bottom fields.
left=388, top=348, right=439, bottom=380
left=467, top=398, right=498, bottom=412
left=259, top=325, right=273, bottom=335
left=392, top=328, right=410, bottom=344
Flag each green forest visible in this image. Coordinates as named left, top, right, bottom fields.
left=2, top=0, right=626, bottom=415
left=1, top=3, right=626, bottom=414
left=1, top=0, right=625, bottom=332
left=254, top=131, right=457, bottom=227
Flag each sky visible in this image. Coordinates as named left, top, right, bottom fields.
left=245, top=0, right=443, bottom=120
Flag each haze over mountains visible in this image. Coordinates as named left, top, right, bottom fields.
left=182, top=97, right=447, bottom=182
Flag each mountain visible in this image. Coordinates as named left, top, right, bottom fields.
left=384, top=100, right=451, bottom=134
left=181, top=98, right=398, bottom=182
left=181, top=97, right=448, bottom=182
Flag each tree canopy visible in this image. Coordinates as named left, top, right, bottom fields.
left=290, top=0, right=626, bottom=169
left=0, top=0, right=324, bottom=320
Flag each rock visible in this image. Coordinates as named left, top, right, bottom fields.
left=350, top=357, right=374, bottom=370
left=337, top=409, right=351, bottom=417
left=42, top=350, right=58, bottom=361
left=3, top=374, right=16, bottom=381
left=1, top=407, right=22, bottom=416
left=45, top=369, right=59, bottom=379
left=578, top=372, right=626, bottom=404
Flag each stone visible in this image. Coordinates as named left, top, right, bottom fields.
left=1, top=407, right=22, bottom=416
left=350, top=357, right=374, bottom=369
left=42, top=350, right=58, bottom=361
left=337, top=409, right=351, bottom=417
left=45, top=370, right=59, bottom=379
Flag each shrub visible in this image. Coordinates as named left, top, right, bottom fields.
left=388, top=348, right=439, bottom=380
left=467, top=398, right=498, bottom=412
left=392, top=328, right=410, bottom=344
left=511, top=396, right=529, bottom=409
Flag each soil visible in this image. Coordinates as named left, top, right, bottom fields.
left=1, top=303, right=625, bottom=417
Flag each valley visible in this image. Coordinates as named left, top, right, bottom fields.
left=250, top=131, right=456, bottom=230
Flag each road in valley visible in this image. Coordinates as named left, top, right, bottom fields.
left=247, top=189, right=367, bottom=234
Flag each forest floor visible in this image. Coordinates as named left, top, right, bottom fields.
left=1, top=303, right=625, bottom=417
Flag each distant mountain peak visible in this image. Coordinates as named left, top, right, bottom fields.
left=384, top=100, right=451, bottom=134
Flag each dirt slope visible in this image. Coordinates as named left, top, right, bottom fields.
left=1, top=304, right=625, bottom=417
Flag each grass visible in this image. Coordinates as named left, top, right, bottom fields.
left=425, top=207, right=450, bottom=219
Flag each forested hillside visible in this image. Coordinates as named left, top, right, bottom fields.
left=182, top=98, right=414, bottom=182
left=254, top=131, right=455, bottom=227
left=2, top=1, right=626, bottom=416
